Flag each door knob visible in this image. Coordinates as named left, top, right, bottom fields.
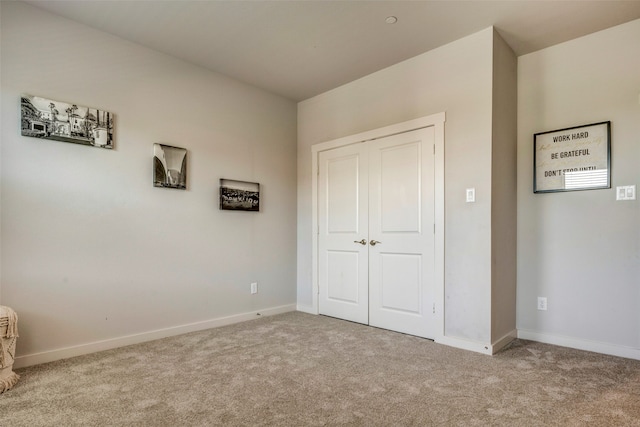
left=370, top=240, right=381, bottom=246
left=354, top=239, right=367, bottom=245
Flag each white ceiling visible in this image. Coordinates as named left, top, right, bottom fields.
left=24, top=0, right=640, bottom=101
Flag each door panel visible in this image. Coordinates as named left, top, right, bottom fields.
left=317, top=126, right=435, bottom=338
left=327, top=155, right=360, bottom=233
left=379, top=142, right=421, bottom=232
left=326, top=251, right=360, bottom=303
left=318, top=144, right=369, bottom=324
left=380, top=253, right=422, bottom=314
left=368, top=128, right=435, bottom=338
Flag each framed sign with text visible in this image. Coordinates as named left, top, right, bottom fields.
left=534, top=121, right=611, bottom=193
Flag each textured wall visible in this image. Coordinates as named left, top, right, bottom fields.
left=1, top=2, right=298, bottom=362
left=298, top=28, right=495, bottom=344
left=490, top=30, right=518, bottom=343
left=517, top=19, right=640, bottom=357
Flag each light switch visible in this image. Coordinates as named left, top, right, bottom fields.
left=466, top=188, right=475, bottom=203
left=616, top=185, right=636, bottom=201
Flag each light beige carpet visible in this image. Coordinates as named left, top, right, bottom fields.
left=1, top=312, right=639, bottom=426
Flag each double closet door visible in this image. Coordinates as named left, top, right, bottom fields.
left=318, top=127, right=436, bottom=339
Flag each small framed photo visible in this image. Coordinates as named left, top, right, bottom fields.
left=21, top=94, right=114, bottom=149
left=153, top=144, right=187, bottom=190
left=534, top=121, right=611, bottom=193
left=220, top=179, right=260, bottom=211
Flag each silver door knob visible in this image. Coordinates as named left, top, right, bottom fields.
left=370, top=240, right=381, bottom=246
left=354, top=239, right=367, bottom=245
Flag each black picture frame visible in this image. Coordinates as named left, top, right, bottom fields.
left=533, top=121, right=611, bottom=193
left=153, top=143, right=187, bottom=190
left=21, top=94, right=114, bottom=149
left=220, top=179, right=260, bottom=211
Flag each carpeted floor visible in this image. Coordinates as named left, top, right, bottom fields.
left=1, top=311, right=639, bottom=426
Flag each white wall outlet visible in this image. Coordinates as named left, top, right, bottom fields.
left=537, top=297, right=547, bottom=311
left=616, top=185, right=636, bottom=201
left=466, top=188, right=475, bottom=203
left=251, top=282, right=258, bottom=294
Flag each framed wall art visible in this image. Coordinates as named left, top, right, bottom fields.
left=220, top=179, right=260, bottom=211
left=21, top=94, right=114, bottom=149
left=153, top=144, right=187, bottom=190
left=534, top=121, right=611, bottom=193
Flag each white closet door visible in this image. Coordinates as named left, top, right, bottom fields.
left=317, top=127, right=436, bottom=339
left=368, top=127, right=436, bottom=339
left=318, top=143, right=369, bottom=324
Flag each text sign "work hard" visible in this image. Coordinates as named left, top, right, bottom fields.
left=534, top=121, right=611, bottom=193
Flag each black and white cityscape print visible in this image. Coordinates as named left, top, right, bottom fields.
left=153, top=144, right=187, bottom=190
left=21, top=94, right=114, bottom=149
left=220, top=179, right=260, bottom=211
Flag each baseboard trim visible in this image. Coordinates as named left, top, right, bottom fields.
left=296, top=304, right=317, bottom=315
left=517, top=329, right=640, bottom=361
left=436, top=336, right=493, bottom=356
left=491, top=329, right=518, bottom=354
left=14, top=304, right=297, bottom=369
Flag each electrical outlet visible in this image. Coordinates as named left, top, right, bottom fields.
left=537, top=297, right=547, bottom=311
left=251, top=282, right=258, bottom=294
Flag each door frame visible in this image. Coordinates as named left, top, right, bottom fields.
left=311, top=112, right=445, bottom=341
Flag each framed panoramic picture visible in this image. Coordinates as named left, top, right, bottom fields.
left=534, top=121, right=611, bottom=193
left=21, top=94, right=114, bottom=149
left=220, top=179, right=260, bottom=211
left=153, top=144, right=187, bottom=190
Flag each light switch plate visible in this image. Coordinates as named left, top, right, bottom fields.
left=466, top=188, right=475, bottom=203
left=616, top=185, right=636, bottom=201
left=626, top=185, right=636, bottom=200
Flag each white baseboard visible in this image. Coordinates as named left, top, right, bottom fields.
left=14, top=304, right=296, bottom=369
left=492, top=329, right=518, bottom=354
left=436, top=336, right=493, bottom=356
left=518, top=329, right=640, bottom=361
left=435, top=330, right=516, bottom=356
left=296, top=304, right=317, bottom=315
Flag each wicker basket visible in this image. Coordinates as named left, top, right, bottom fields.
left=0, top=306, right=19, bottom=393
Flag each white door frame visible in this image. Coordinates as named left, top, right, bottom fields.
left=311, top=112, right=445, bottom=341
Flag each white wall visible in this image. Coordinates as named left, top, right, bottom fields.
left=1, top=2, right=298, bottom=366
left=490, top=30, right=518, bottom=344
left=517, top=19, right=640, bottom=358
left=298, top=28, right=496, bottom=346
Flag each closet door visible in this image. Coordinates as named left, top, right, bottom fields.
left=368, top=127, right=436, bottom=339
left=318, top=143, right=369, bottom=324
left=317, top=127, right=436, bottom=339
